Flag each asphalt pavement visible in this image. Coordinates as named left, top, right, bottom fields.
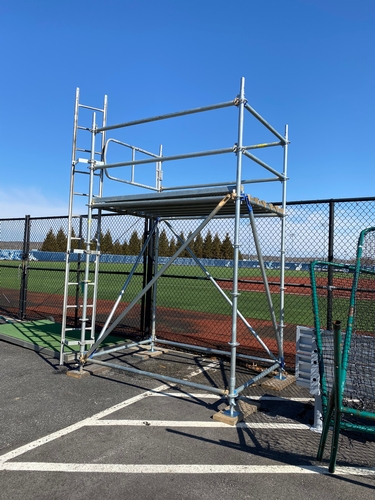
left=1, top=339, right=374, bottom=500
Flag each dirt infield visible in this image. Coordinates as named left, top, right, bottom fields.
left=220, top=275, right=354, bottom=297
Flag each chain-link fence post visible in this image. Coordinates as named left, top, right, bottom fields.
left=326, top=200, right=335, bottom=329
left=19, top=215, right=30, bottom=320
left=144, top=217, right=155, bottom=340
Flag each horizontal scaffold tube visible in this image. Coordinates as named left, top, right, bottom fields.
left=88, top=359, right=227, bottom=395
left=96, top=100, right=236, bottom=132
left=155, top=339, right=277, bottom=365
left=163, top=177, right=279, bottom=191
left=94, top=147, right=234, bottom=171
left=90, top=339, right=152, bottom=358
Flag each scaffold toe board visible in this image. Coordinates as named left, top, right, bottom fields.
left=92, top=186, right=284, bottom=219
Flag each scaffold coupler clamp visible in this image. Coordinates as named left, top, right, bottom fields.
left=234, top=96, right=248, bottom=107
left=228, top=341, right=240, bottom=347
left=80, top=353, right=88, bottom=365
left=241, top=193, right=253, bottom=214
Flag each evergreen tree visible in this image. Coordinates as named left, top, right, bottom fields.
left=92, top=229, right=103, bottom=251
left=101, top=229, right=113, bottom=254
left=122, top=238, right=129, bottom=255
left=203, top=230, right=213, bottom=259
left=212, top=233, right=222, bottom=259
left=176, top=231, right=185, bottom=256
left=168, top=237, right=177, bottom=257
left=193, top=233, right=204, bottom=258
left=158, top=229, right=169, bottom=257
left=221, top=233, right=234, bottom=259
left=112, top=239, right=122, bottom=255
left=184, top=231, right=193, bottom=258
left=128, top=230, right=141, bottom=255
left=55, top=228, right=68, bottom=252
left=70, top=227, right=79, bottom=251
left=41, top=229, right=58, bottom=252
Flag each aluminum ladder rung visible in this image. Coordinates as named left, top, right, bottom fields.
left=73, top=192, right=89, bottom=197
left=76, top=148, right=102, bottom=156
left=64, top=339, right=95, bottom=346
left=64, top=326, right=90, bottom=332
left=78, top=103, right=104, bottom=113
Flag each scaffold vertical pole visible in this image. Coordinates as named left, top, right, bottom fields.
left=150, top=221, right=160, bottom=352
left=227, top=77, right=245, bottom=417
left=278, top=124, right=289, bottom=371
left=90, top=94, right=108, bottom=339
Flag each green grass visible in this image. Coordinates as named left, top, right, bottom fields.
left=0, top=260, right=312, bottom=278
left=0, top=260, right=308, bottom=295
left=0, top=260, right=328, bottom=326
left=156, top=277, right=316, bottom=325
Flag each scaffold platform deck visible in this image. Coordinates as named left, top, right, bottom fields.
left=92, top=185, right=284, bottom=219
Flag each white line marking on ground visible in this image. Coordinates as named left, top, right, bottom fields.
left=2, top=463, right=375, bottom=475
left=0, top=387, right=167, bottom=465
left=91, top=420, right=310, bottom=429
left=154, top=393, right=312, bottom=403
left=241, top=396, right=312, bottom=403
left=0, top=360, right=333, bottom=476
left=0, top=361, right=219, bottom=465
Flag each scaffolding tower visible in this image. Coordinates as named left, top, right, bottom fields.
left=60, top=77, right=289, bottom=416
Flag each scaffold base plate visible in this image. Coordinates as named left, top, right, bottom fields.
left=131, top=348, right=166, bottom=360
left=212, top=407, right=244, bottom=426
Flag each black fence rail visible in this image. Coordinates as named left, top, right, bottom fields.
left=1, top=196, right=374, bottom=367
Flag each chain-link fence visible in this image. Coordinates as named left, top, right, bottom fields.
left=1, top=197, right=374, bottom=367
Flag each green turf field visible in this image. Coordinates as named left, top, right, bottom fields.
left=0, top=318, right=125, bottom=356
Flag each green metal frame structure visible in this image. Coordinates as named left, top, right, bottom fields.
left=310, top=227, right=375, bottom=473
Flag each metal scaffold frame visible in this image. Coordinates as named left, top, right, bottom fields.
left=61, top=77, right=289, bottom=416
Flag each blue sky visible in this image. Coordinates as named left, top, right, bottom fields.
left=1, top=0, right=374, bottom=217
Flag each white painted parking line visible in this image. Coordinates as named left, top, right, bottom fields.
left=2, top=358, right=372, bottom=477
left=0, top=361, right=219, bottom=465
left=0, top=385, right=168, bottom=465
left=154, top=392, right=312, bottom=403
left=2, top=462, right=375, bottom=475
left=91, top=420, right=310, bottom=429
left=241, top=396, right=312, bottom=402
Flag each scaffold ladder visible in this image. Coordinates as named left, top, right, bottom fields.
left=60, top=89, right=107, bottom=364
